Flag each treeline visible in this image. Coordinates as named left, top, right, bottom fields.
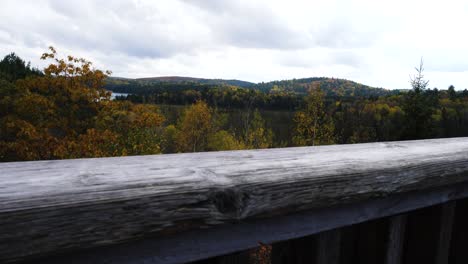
left=105, top=76, right=401, bottom=110
left=0, top=49, right=274, bottom=161
left=107, top=81, right=302, bottom=111
left=0, top=53, right=42, bottom=81
left=2, top=50, right=468, bottom=162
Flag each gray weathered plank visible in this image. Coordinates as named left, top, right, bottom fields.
left=2, top=137, right=468, bottom=262
left=23, top=184, right=468, bottom=264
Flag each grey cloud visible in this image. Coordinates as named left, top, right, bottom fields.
left=312, top=20, right=377, bottom=49
left=1, top=0, right=208, bottom=59
left=183, top=0, right=377, bottom=51
left=180, top=0, right=228, bottom=13
left=2, top=0, right=376, bottom=60
left=331, top=50, right=362, bottom=67
left=2, top=0, right=467, bottom=90
left=182, top=0, right=311, bottom=50
left=276, top=49, right=362, bottom=69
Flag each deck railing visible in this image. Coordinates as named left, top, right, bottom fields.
left=2, top=137, right=468, bottom=263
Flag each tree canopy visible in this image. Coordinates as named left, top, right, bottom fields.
left=2, top=51, right=468, bottom=162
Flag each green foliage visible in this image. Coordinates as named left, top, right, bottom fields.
left=402, top=59, right=434, bottom=139
left=242, top=109, right=273, bottom=149
left=161, top=125, right=178, bottom=153
left=105, top=76, right=397, bottom=111
left=207, top=130, right=245, bottom=151
left=4, top=51, right=468, bottom=162
left=0, top=53, right=42, bottom=82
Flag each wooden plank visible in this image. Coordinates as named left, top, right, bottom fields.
left=450, top=198, right=468, bottom=264
left=403, top=205, right=442, bottom=264
left=435, top=202, right=456, bottom=264
left=271, top=241, right=292, bottom=264
left=316, top=229, right=341, bottom=264
left=338, top=225, right=358, bottom=264
left=2, top=138, right=468, bottom=262
left=355, top=218, right=388, bottom=264
left=289, top=236, right=315, bottom=264
left=25, top=183, right=468, bottom=264
left=385, top=214, right=407, bottom=264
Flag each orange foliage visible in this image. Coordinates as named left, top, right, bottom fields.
left=0, top=47, right=165, bottom=161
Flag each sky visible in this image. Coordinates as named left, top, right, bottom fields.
left=1, top=0, right=468, bottom=89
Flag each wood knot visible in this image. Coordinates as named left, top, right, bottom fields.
left=210, top=189, right=249, bottom=218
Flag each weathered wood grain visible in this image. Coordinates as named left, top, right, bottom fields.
left=21, top=184, right=468, bottom=264
left=2, top=137, right=468, bottom=262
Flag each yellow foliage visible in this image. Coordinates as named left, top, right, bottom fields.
left=208, top=130, right=245, bottom=151
left=0, top=47, right=166, bottom=161
left=176, top=101, right=213, bottom=152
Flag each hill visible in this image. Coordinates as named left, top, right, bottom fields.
left=109, top=76, right=255, bottom=88
left=256, top=77, right=396, bottom=97
left=106, top=76, right=397, bottom=98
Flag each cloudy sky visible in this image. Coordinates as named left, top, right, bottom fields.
left=1, top=0, right=467, bottom=89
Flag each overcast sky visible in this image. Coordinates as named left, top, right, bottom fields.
left=1, top=0, right=467, bottom=89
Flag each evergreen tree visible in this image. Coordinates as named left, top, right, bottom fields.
left=0, top=53, right=41, bottom=82
left=402, top=58, right=434, bottom=139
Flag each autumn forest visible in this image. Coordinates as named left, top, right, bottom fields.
left=1, top=48, right=468, bottom=162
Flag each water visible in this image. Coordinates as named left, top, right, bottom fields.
left=110, top=92, right=129, bottom=100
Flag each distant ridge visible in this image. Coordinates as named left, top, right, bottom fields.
left=132, top=76, right=255, bottom=88
left=106, top=76, right=397, bottom=98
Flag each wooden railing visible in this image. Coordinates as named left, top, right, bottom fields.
left=2, top=138, right=468, bottom=263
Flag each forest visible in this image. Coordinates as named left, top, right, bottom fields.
left=1, top=48, right=468, bottom=162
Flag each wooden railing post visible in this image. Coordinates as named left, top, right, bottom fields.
left=450, top=198, right=468, bottom=263
left=435, top=202, right=456, bottom=264
left=385, top=214, right=407, bottom=264
left=316, top=229, right=341, bottom=264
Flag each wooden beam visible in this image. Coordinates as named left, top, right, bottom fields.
left=26, top=183, right=468, bottom=264
left=2, top=138, right=468, bottom=262
left=355, top=218, right=388, bottom=264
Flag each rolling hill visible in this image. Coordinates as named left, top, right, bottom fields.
left=109, top=76, right=255, bottom=88
left=106, top=76, right=398, bottom=98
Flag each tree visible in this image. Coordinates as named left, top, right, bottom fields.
left=207, top=130, right=245, bottom=151
left=293, top=84, right=334, bottom=146
left=0, top=53, right=42, bottom=82
left=176, top=101, right=213, bottom=152
left=95, top=102, right=165, bottom=155
left=409, top=58, right=429, bottom=93
left=448, top=85, right=456, bottom=101
left=242, top=109, right=273, bottom=149
left=402, top=58, right=434, bottom=139
left=0, top=48, right=165, bottom=161
left=161, top=125, right=179, bottom=153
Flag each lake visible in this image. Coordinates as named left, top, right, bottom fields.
left=110, top=92, right=130, bottom=100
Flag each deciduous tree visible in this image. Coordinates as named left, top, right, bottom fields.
left=293, top=85, right=334, bottom=146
